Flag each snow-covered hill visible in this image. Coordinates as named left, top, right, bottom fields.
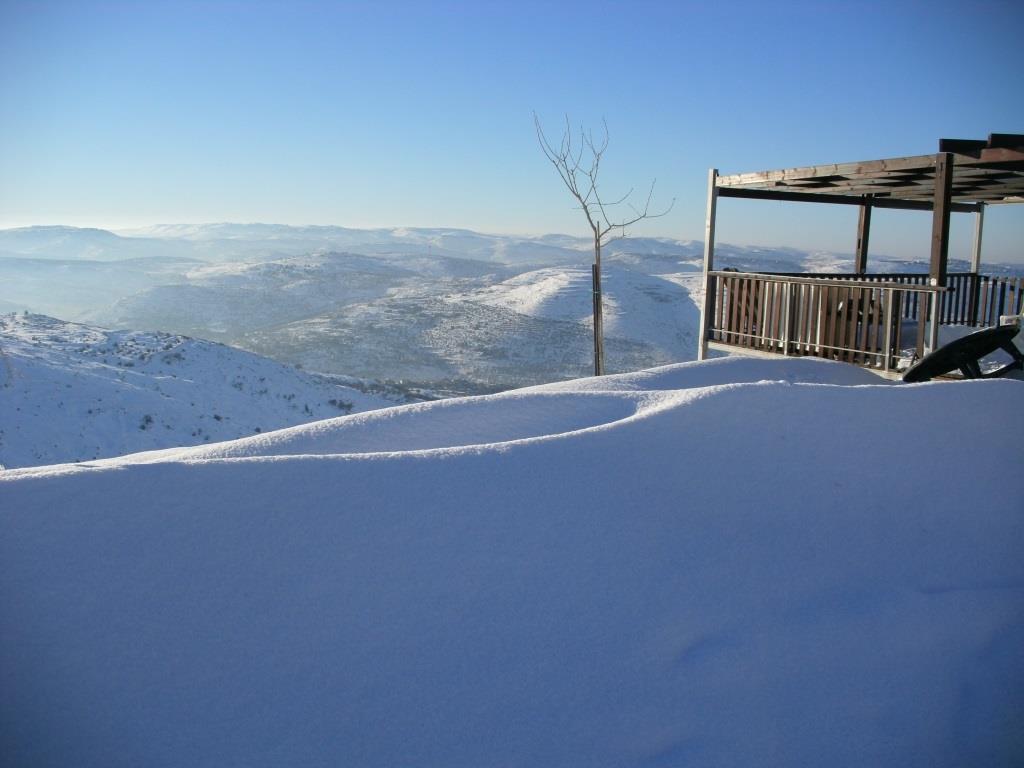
left=238, top=270, right=695, bottom=392
left=94, top=252, right=705, bottom=393
left=467, top=263, right=701, bottom=360
left=0, top=313, right=395, bottom=468
left=96, top=250, right=512, bottom=340
left=2, top=357, right=1021, bottom=767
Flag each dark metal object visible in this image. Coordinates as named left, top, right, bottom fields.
left=902, top=324, right=1024, bottom=383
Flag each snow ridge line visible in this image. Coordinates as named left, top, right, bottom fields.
left=0, top=377, right=961, bottom=477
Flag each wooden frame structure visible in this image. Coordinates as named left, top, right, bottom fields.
left=698, top=134, right=1024, bottom=372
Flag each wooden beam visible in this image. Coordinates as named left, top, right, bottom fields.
left=970, top=204, right=985, bottom=273
left=735, top=170, right=1024, bottom=200
left=987, top=133, right=1024, bottom=148
left=855, top=203, right=871, bottom=274
left=939, top=138, right=988, bottom=154
left=717, top=186, right=979, bottom=213
left=890, top=176, right=1024, bottom=197
left=942, top=134, right=1024, bottom=153
left=732, top=170, right=1024, bottom=197
left=967, top=205, right=986, bottom=326
left=716, top=146, right=1024, bottom=197
left=698, top=168, right=719, bottom=361
left=715, top=153, right=940, bottom=188
left=948, top=167, right=1024, bottom=181
left=926, top=152, right=955, bottom=354
left=961, top=177, right=1024, bottom=193
left=708, top=271, right=945, bottom=292
left=805, top=180, right=935, bottom=197
left=783, top=180, right=932, bottom=196
left=778, top=168, right=935, bottom=186
left=973, top=147, right=1024, bottom=164
left=930, top=152, right=954, bottom=287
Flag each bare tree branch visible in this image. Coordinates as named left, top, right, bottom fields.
left=535, top=113, right=671, bottom=243
left=534, top=113, right=674, bottom=376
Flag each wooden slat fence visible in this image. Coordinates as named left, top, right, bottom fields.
left=766, top=271, right=1024, bottom=326
left=707, top=271, right=947, bottom=371
left=969, top=274, right=1024, bottom=326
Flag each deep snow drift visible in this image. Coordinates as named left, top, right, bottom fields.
left=2, top=357, right=1022, bottom=767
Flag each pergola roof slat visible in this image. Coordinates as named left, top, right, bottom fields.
left=716, top=134, right=1024, bottom=206
left=986, top=133, right=1024, bottom=149
left=717, top=154, right=939, bottom=187
left=717, top=185, right=980, bottom=213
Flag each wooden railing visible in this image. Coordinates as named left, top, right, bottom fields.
left=706, top=271, right=946, bottom=371
left=766, top=272, right=1024, bottom=326
left=965, top=273, right=1024, bottom=326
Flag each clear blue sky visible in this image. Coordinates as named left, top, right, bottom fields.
left=2, top=0, right=1023, bottom=262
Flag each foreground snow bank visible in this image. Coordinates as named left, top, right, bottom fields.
left=2, top=358, right=1022, bottom=767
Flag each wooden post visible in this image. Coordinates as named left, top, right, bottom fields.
left=697, top=168, right=719, bottom=361
left=781, top=281, right=793, bottom=355
left=967, top=204, right=985, bottom=325
left=926, top=152, right=954, bottom=353
left=915, top=294, right=927, bottom=359
left=854, top=201, right=871, bottom=274
left=882, top=289, right=894, bottom=372
left=970, top=204, right=985, bottom=274
left=929, top=152, right=954, bottom=287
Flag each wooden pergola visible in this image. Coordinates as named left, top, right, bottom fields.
left=698, top=134, right=1024, bottom=372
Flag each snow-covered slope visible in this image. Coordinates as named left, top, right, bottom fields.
left=239, top=273, right=687, bottom=393
left=2, top=357, right=1021, bottom=767
left=99, top=259, right=701, bottom=393
left=98, top=252, right=415, bottom=338
left=467, top=263, right=700, bottom=360
left=96, top=250, right=511, bottom=340
left=0, top=313, right=395, bottom=468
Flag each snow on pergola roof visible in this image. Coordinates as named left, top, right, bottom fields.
left=715, top=133, right=1024, bottom=212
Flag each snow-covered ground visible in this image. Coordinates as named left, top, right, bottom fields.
left=0, top=313, right=396, bottom=468
left=3, top=356, right=1021, bottom=767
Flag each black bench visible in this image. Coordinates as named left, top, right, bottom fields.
left=902, top=324, right=1024, bottom=383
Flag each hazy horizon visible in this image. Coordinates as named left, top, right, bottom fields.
left=3, top=219, right=1024, bottom=271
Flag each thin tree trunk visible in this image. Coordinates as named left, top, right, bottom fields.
left=592, top=235, right=605, bottom=375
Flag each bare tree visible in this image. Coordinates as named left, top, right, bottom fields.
left=535, top=114, right=673, bottom=375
